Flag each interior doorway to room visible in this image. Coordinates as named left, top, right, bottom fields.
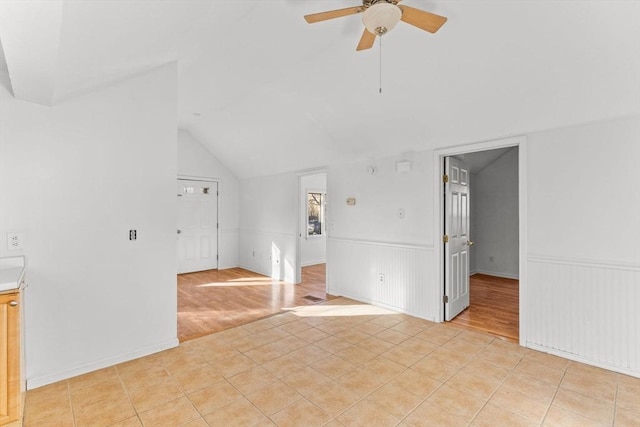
left=296, top=172, right=328, bottom=287
left=176, top=178, right=219, bottom=274
left=442, top=146, right=521, bottom=342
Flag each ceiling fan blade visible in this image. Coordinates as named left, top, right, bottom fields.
left=304, top=6, right=364, bottom=24
left=398, top=5, right=447, bottom=33
left=356, top=28, right=376, bottom=51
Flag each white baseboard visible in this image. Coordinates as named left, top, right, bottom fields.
left=526, top=342, right=639, bottom=379
left=26, top=338, right=179, bottom=389
left=326, top=289, right=438, bottom=324
left=473, top=269, right=519, bottom=280
left=218, top=262, right=239, bottom=270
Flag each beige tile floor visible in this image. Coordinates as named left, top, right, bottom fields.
left=24, top=298, right=640, bottom=427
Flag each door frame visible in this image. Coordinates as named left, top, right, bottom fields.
left=294, top=168, right=328, bottom=285
left=433, top=136, right=528, bottom=346
left=177, top=175, right=220, bottom=271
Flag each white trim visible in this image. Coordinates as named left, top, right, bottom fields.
left=177, top=174, right=221, bottom=182
left=433, top=136, right=528, bottom=347
left=528, top=255, right=640, bottom=272
left=27, top=338, right=179, bottom=390
left=295, top=167, right=329, bottom=177
left=295, top=170, right=329, bottom=285
left=328, top=236, right=434, bottom=251
left=526, top=342, right=639, bottom=379
left=472, top=270, right=520, bottom=280
left=518, top=141, right=528, bottom=347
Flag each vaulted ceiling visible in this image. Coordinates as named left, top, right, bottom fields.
left=1, top=1, right=638, bottom=178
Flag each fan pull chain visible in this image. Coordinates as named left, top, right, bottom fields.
left=379, top=36, right=383, bottom=94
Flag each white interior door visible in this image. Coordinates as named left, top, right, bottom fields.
left=177, top=179, right=218, bottom=274
left=444, top=157, right=471, bottom=320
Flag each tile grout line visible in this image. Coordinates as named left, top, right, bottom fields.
left=537, top=359, right=569, bottom=427
left=466, top=337, right=530, bottom=426
left=611, top=374, right=619, bottom=427
left=66, top=380, right=78, bottom=427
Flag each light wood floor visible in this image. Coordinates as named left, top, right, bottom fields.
left=449, top=274, right=519, bottom=342
left=178, top=264, right=332, bottom=342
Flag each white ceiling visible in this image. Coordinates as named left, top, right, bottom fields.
left=457, top=146, right=514, bottom=175
left=1, top=1, right=639, bottom=179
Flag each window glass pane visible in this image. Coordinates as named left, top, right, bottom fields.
left=307, top=192, right=324, bottom=236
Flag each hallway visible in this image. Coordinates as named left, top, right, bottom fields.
left=449, top=274, right=519, bottom=342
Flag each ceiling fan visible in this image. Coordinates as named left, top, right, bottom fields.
left=304, top=0, right=447, bottom=51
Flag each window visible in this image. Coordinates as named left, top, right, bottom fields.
left=307, top=191, right=325, bottom=237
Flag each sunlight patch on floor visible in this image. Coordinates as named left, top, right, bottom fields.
left=284, top=304, right=398, bottom=317
left=196, top=280, right=286, bottom=288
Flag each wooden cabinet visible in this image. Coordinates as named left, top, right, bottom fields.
left=0, top=291, right=20, bottom=426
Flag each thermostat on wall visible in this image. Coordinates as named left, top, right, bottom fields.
left=346, top=197, right=356, bottom=206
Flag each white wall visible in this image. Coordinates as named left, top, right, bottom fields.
left=527, top=118, right=639, bottom=263
left=300, top=173, right=326, bottom=267
left=472, top=148, right=519, bottom=279
left=239, top=173, right=297, bottom=282
left=177, top=130, right=239, bottom=269
left=0, top=63, right=179, bottom=388
left=327, top=116, right=640, bottom=376
left=328, top=154, right=434, bottom=245
left=524, top=116, right=639, bottom=375
left=327, top=152, right=438, bottom=320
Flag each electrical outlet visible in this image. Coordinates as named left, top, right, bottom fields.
left=7, top=233, right=23, bottom=251
left=398, top=208, right=405, bottom=219
left=378, top=273, right=385, bottom=284
left=129, top=230, right=137, bottom=241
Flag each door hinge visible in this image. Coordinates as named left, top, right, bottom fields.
left=443, top=174, right=449, bottom=183
left=217, top=223, right=219, bottom=229
left=443, top=295, right=449, bottom=304
left=217, top=254, right=219, bottom=260
left=443, top=235, right=449, bottom=243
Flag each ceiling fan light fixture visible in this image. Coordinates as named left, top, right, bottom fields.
left=362, top=2, right=402, bottom=36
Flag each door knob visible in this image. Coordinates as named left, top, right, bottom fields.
left=9, top=301, right=18, bottom=307
left=465, top=240, right=474, bottom=246
left=177, top=230, right=182, bottom=234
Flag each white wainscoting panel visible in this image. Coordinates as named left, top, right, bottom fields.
left=327, top=238, right=437, bottom=321
left=526, top=256, right=640, bottom=376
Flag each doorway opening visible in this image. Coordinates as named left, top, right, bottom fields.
left=295, top=171, right=328, bottom=294
left=435, top=137, right=527, bottom=344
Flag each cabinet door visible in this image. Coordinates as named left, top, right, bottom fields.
left=0, top=292, right=20, bottom=425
